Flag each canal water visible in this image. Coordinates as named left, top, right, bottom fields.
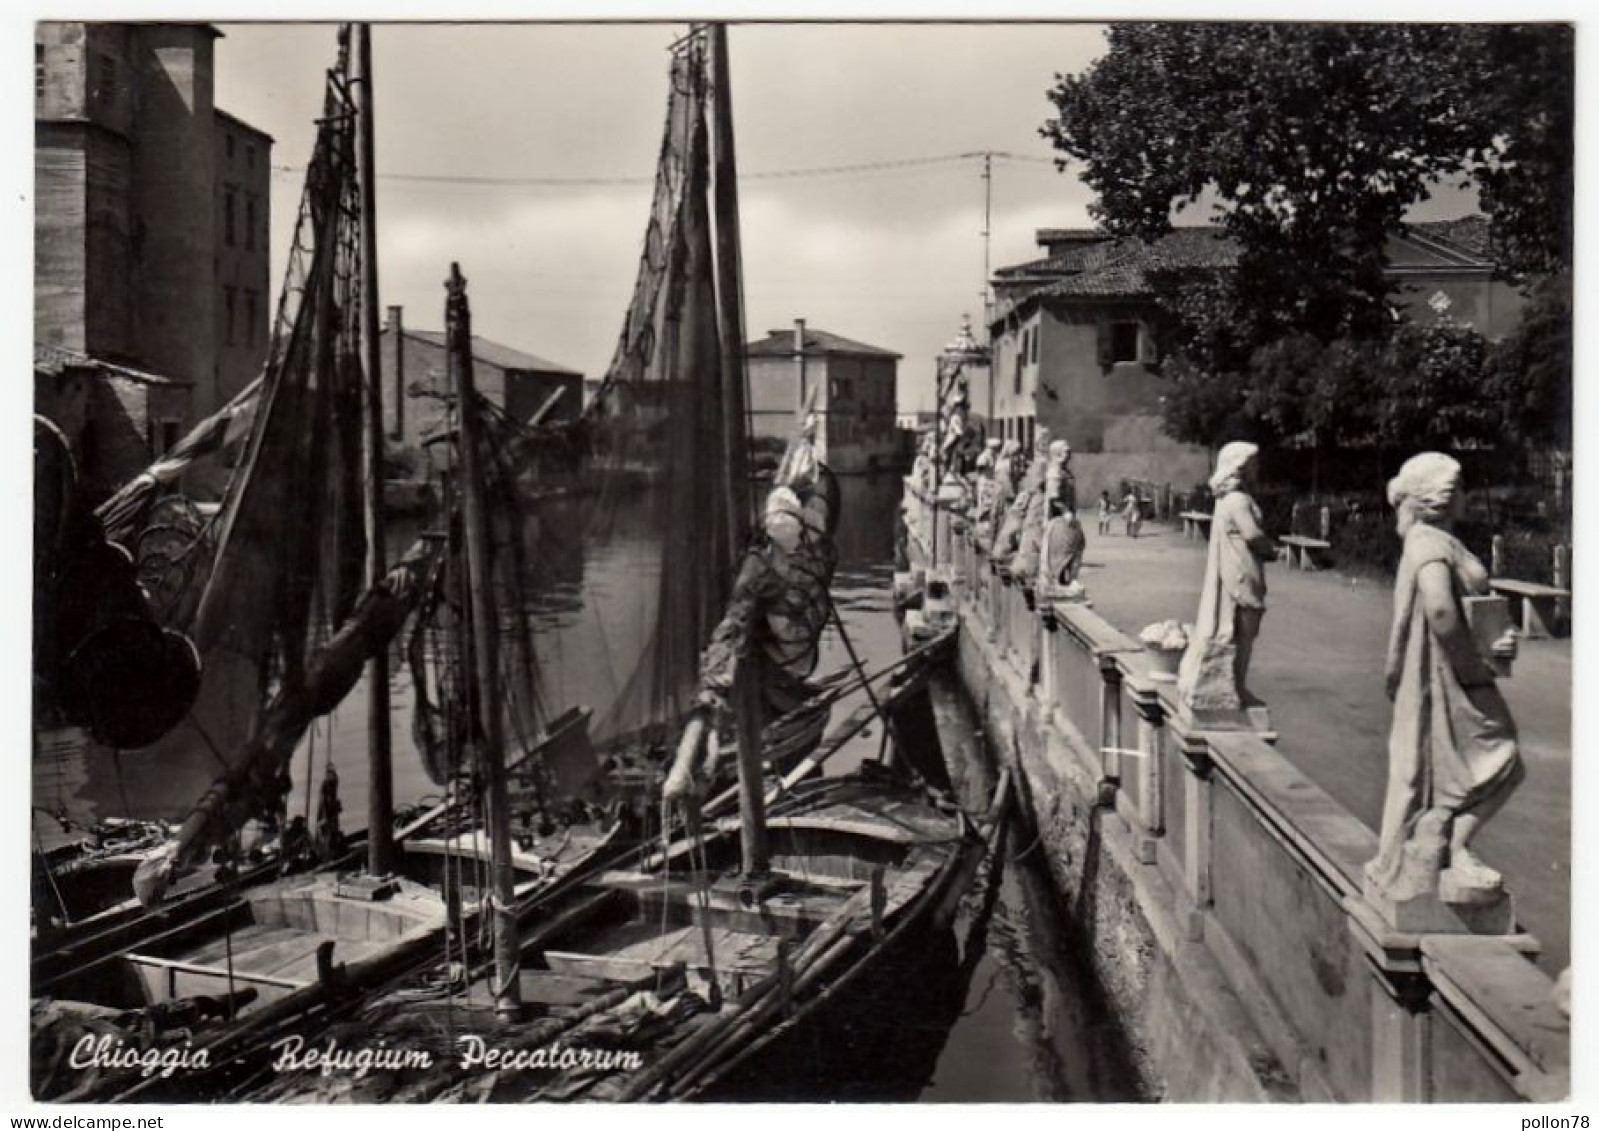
left=38, top=473, right=1143, bottom=1102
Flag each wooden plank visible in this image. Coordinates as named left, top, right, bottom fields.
left=543, top=923, right=698, bottom=984
left=178, top=925, right=303, bottom=967
left=126, top=953, right=305, bottom=991
left=517, top=971, right=620, bottom=1010
left=659, top=928, right=779, bottom=973
left=1491, top=579, right=1568, bottom=599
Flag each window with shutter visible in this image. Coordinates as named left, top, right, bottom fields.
left=1110, top=322, right=1140, bottom=363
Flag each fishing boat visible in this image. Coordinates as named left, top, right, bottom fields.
left=32, top=20, right=997, bottom=1104
left=215, top=23, right=1005, bottom=1104
left=29, top=26, right=646, bottom=1099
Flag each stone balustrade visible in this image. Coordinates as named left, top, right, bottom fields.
left=896, top=481, right=1568, bottom=1103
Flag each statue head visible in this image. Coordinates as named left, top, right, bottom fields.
left=764, top=486, right=806, bottom=553
left=1048, top=439, right=1071, bottom=467
left=1387, top=452, right=1463, bottom=535
left=986, top=437, right=1002, bottom=455
left=1209, top=441, right=1260, bottom=495
left=975, top=450, right=995, bottom=475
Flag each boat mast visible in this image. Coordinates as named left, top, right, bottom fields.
left=350, top=21, right=395, bottom=877
left=446, top=262, right=522, bottom=1019
left=709, top=21, right=751, bottom=556
left=707, top=22, right=768, bottom=878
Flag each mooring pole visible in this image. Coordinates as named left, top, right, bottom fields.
left=707, top=22, right=768, bottom=879
left=351, top=22, right=394, bottom=877
left=447, top=263, right=521, bottom=1019
left=709, top=21, right=752, bottom=555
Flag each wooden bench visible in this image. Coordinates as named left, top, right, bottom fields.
left=1180, top=511, right=1212, bottom=540
left=1279, top=534, right=1331, bottom=571
left=1490, top=578, right=1570, bottom=639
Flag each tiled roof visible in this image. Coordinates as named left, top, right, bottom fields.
left=1407, top=216, right=1492, bottom=260
left=1020, top=228, right=1241, bottom=300
left=1035, top=227, right=1105, bottom=246
left=397, top=329, right=581, bottom=376
left=747, top=327, right=901, bottom=360
left=1394, top=217, right=1495, bottom=269
left=1039, top=264, right=1165, bottom=299
left=995, top=237, right=1136, bottom=278
left=995, top=216, right=1494, bottom=315
left=33, top=343, right=186, bottom=385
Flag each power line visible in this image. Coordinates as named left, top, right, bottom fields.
left=268, top=148, right=1058, bottom=187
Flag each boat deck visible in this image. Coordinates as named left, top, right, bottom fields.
left=129, top=874, right=447, bottom=1009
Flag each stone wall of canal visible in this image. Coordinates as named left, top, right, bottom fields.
left=900, top=481, right=1569, bottom=1103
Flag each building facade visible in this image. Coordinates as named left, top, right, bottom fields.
left=379, top=305, right=583, bottom=458
left=746, top=321, right=902, bottom=475
left=986, top=218, right=1525, bottom=506
left=35, top=22, right=273, bottom=471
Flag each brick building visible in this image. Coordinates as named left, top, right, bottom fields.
left=379, top=306, right=583, bottom=457
left=746, top=321, right=902, bottom=474
left=986, top=218, right=1524, bottom=506
left=35, top=22, right=272, bottom=486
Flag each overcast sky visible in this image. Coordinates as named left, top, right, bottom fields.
left=213, top=22, right=1113, bottom=412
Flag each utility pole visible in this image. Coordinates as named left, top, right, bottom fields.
left=350, top=22, right=394, bottom=877
left=980, top=151, right=994, bottom=341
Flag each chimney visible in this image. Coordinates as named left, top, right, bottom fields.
left=794, top=318, right=807, bottom=411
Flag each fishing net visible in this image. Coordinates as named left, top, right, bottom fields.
left=410, top=33, right=752, bottom=765
left=125, top=34, right=374, bottom=850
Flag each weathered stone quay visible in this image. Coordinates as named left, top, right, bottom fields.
left=899, top=480, right=1569, bottom=1102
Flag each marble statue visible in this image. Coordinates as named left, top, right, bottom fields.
left=1037, top=497, right=1087, bottom=601
left=1364, top=453, right=1522, bottom=908
left=910, top=431, right=937, bottom=495
left=940, top=367, right=971, bottom=477
left=774, top=412, right=820, bottom=499
left=989, top=440, right=1023, bottom=559
left=1044, top=438, right=1076, bottom=513
left=1176, top=442, right=1275, bottom=724
left=1008, top=428, right=1054, bottom=582
left=970, top=449, right=998, bottom=545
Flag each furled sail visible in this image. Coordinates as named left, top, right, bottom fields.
left=577, top=34, right=745, bottom=743
left=132, top=34, right=404, bottom=897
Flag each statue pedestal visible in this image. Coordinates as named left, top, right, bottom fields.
left=1179, top=702, right=1274, bottom=737
left=1361, top=879, right=1517, bottom=935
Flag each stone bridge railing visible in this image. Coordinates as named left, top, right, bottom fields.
left=900, top=480, right=1569, bottom=1103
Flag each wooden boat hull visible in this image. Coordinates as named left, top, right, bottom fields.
left=215, top=767, right=1002, bottom=1103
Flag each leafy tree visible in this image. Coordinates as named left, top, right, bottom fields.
left=1482, top=273, right=1573, bottom=449
left=1043, top=23, right=1572, bottom=454
left=1469, top=28, right=1575, bottom=280
left=1155, top=355, right=1250, bottom=447
left=1377, top=322, right=1497, bottom=449
left=1042, top=24, right=1524, bottom=344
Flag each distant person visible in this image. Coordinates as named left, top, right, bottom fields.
left=1097, top=490, right=1114, bottom=536
left=1122, top=488, right=1143, bottom=539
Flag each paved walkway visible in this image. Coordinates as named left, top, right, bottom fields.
left=1077, top=520, right=1571, bottom=973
